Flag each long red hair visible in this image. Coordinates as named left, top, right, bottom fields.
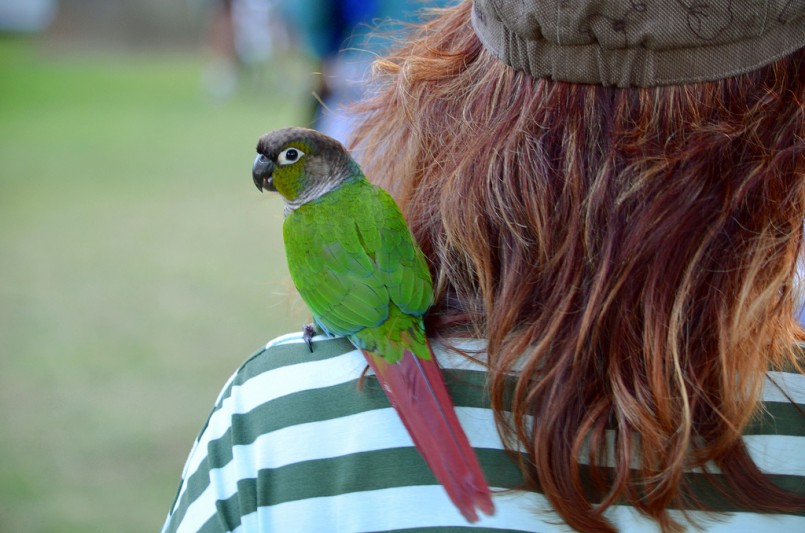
left=352, top=2, right=805, bottom=530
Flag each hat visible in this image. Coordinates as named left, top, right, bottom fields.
left=471, top=0, right=805, bottom=87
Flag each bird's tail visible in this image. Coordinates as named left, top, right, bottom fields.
left=361, top=345, right=495, bottom=523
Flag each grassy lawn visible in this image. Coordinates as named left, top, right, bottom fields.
left=0, top=38, right=313, bottom=531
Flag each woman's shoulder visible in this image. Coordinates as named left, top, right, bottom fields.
left=236, top=333, right=361, bottom=385
left=229, top=334, right=491, bottom=394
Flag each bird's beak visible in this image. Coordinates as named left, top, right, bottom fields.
left=252, top=154, right=275, bottom=192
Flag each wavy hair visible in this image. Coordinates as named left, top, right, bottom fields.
left=351, top=2, right=805, bottom=531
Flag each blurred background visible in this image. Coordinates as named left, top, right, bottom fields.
left=0, top=0, right=441, bottom=530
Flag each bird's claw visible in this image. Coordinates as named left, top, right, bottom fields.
left=302, top=323, right=316, bottom=353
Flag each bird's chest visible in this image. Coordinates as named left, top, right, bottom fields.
left=283, top=187, right=374, bottom=245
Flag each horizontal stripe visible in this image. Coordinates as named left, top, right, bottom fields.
left=232, top=486, right=563, bottom=533
left=384, top=529, right=535, bottom=533
left=610, top=504, right=805, bottom=533
left=233, top=407, right=499, bottom=472
left=744, top=434, right=805, bottom=477
left=221, top=370, right=491, bottom=450
left=228, top=484, right=805, bottom=533
left=240, top=448, right=522, bottom=516
left=578, top=430, right=805, bottom=476
left=173, top=478, right=223, bottom=533
left=764, top=371, right=805, bottom=404
left=746, top=401, right=805, bottom=436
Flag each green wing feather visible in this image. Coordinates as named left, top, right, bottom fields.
left=283, top=178, right=432, bottom=342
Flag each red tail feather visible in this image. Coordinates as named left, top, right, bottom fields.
left=362, top=347, right=495, bottom=522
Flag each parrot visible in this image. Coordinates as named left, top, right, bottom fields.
left=252, top=127, right=494, bottom=522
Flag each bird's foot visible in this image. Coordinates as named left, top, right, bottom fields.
left=302, top=323, right=316, bottom=353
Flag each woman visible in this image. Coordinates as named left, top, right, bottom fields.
left=164, top=1, right=805, bottom=531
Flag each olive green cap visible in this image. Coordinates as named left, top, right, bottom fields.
left=471, top=0, right=805, bottom=87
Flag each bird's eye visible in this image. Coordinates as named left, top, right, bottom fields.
left=278, top=147, right=304, bottom=166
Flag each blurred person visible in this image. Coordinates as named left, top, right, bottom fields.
left=278, top=0, right=441, bottom=143
left=0, top=0, right=57, bottom=32
left=200, top=0, right=236, bottom=99
left=163, top=1, right=805, bottom=531
left=201, top=0, right=286, bottom=99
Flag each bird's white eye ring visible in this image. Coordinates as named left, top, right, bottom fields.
left=278, top=147, right=304, bottom=166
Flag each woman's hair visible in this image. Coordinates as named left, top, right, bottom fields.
left=352, top=1, right=805, bottom=531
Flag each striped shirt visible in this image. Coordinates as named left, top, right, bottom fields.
left=162, top=333, right=805, bottom=532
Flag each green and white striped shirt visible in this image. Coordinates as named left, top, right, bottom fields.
left=162, top=333, right=805, bottom=532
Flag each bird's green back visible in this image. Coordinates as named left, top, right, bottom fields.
left=283, top=176, right=433, bottom=361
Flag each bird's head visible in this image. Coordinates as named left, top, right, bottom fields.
left=252, top=127, right=355, bottom=208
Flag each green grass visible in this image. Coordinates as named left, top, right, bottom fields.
left=0, top=38, right=314, bottom=531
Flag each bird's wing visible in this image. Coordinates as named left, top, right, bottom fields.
left=361, top=185, right=433, bottom=316
left=283, top=182, right=389, bottom=335
left=283, top=182, right=432, bottom=337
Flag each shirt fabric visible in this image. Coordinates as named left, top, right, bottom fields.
left=162, top=333, right=805, bottom=532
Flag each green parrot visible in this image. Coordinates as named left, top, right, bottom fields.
left=252, top=127, right=494, bottom=522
